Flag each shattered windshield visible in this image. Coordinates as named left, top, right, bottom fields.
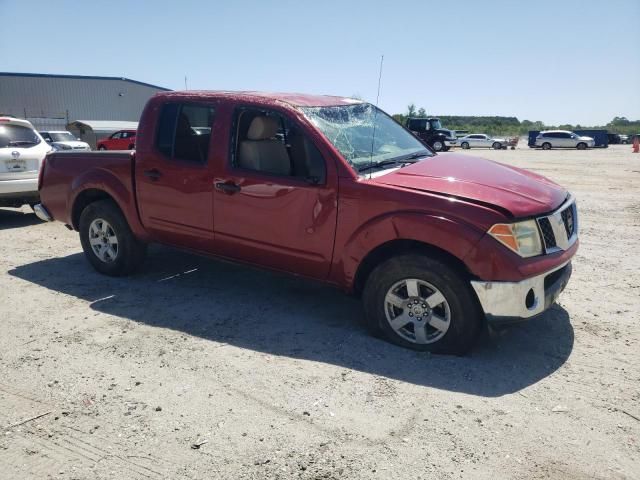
left=302, top=103, right=432, bottom=172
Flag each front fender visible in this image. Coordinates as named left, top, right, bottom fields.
left=68, top=168, right=148, bottom=240
left=333, top=211, right=486, bottom=291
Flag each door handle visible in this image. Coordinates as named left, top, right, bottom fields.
left=215, top=181, right=241, bottom=194
left=144, top=169, right=162, bottom=180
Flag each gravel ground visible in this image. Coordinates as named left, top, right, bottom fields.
left=1, top=144, right=638, bottom=479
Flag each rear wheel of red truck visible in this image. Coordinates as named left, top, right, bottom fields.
left=362, top=254, right=482, bottom=355
left=79, top=199, right=147, bottom=276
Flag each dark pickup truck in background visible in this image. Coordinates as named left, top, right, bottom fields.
left=406, top=117, right=458, bottom=152
left=35, top=91, right=578, bottom=354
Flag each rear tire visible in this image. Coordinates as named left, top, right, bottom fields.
left=461, top=142, right=470, bottom=149
left=576, top=142, right=587, bottom=150
left=542, top=142, right=552, bottom=150
left=79, top=199, right=147, bottom=276
left=362, top=254, right=482, bottom=355
left=98, top=145, right=107, bottom=151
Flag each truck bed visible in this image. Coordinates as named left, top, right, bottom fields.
left=39, top=151, right=136, bottom=228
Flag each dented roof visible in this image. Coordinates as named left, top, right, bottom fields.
left=155, top=90, right=364, bottom=108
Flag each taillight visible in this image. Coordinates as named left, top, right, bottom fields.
left=38, top=155, right=47, bottom=191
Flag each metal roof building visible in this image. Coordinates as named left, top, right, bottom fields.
left=0, top=72, right=170, bottom=131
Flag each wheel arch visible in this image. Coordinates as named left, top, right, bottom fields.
left=71, top=189, right=119, bottom=230
left=353, top=239, right=475, bottom=297
left=68, top=169, right=149, bottom=241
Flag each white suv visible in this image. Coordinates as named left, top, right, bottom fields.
left=0, top=117, right=51, bottom=208
left=535, top=130, right=595, bottom=150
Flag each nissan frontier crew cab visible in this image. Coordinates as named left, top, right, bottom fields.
left=35, top=91, right=578, bottom=354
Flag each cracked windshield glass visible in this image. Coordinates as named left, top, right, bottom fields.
left=302, top=103, right=432, bottom=172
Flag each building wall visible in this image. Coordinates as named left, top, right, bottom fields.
left=0, top=73, right=168, bottom=130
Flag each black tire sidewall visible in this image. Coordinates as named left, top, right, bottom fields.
left=542, top=142, right=551, bottom=150
left=461, top=142, right=469, bottom=149
left=493, top=142, right=501, bottom=149
left=363, top=255, right=481, bottom=355
left=79, top=200, right=145, bottom=276
left=432, top=140, right=444, bottom=151
left=577, top=143, right=586, bottom=150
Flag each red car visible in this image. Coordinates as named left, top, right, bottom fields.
left=35, top=91, right=578, bottom=354
left=97, top=130, right=137, bottom=150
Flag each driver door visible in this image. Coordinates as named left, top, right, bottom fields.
left=212, top=106, right=338, bottom=280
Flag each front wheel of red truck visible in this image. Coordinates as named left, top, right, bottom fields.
left=362, top=254, right=482, bottom=355
left=79, top=199, right=147, bottom=276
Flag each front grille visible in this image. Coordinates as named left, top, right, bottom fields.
left=561, top=205, right=575, bottom=237
left=538, top=217, right=556, bottom=249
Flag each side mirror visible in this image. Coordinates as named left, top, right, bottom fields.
left=45, top=138, right=51, bottom=143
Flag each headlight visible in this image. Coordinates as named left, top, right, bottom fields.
left=488, top=220, right=543, bottom=258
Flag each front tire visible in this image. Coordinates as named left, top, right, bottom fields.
left=79, top=199, right=147, bottom=276
left=576, top=142, right=587, bottom=150
left=362, top=254, right=482, bottom=355
left=461, top=142, right=470, bottom=149
left=431, top=140, right=444, bottom=152
left=98, top=145, right=107, bottom=151
left=492, top=142, right=502, bottom=150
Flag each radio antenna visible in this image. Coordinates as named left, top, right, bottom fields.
left=368, top=55, right=384, bottom=178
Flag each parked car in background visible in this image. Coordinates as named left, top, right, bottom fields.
left=39, top=131, right=91, bottom=151
left=36, top=91, right=578, bottom=354
left=459, top=134, right=507, bottom=150
left=0, top=117, right=51, bottom=208
left=535, top=130, right=595, bottom=150
left=619, top=134, right=629, bottom=144
left=97, top=130, right=137, bottom=150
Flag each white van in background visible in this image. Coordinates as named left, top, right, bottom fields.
left=0, top=117, right=52, bottom=208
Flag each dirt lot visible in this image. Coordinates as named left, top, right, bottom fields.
left=0, top=144, right=638, bottom=479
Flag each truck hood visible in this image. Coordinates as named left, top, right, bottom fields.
left=372, top=153, right=567, bottom=218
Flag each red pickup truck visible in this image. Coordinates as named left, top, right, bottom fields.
left=35, top=91, right=578, bottom=354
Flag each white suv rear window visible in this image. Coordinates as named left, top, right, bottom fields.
left=0, top=124, right=42, bottom=149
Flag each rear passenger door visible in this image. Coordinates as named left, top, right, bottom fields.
left=136, top=101, right=217, bottom=251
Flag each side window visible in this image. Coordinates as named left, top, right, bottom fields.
left=560, top=132, right=571, bottom=138
left=407, top=118, right=427, bottom=132
left=232, top=108, right=326, bottom=184
left=155, top=102, right=215, bottom=163
left=111, top=132, right=121, bottom=139
left=41, top=132, right=51, bottom=141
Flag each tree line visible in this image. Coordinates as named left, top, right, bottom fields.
left=392, top=105, right=640, bottom=136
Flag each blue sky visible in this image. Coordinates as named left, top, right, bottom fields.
left=1, top=0, right=639, bottom=125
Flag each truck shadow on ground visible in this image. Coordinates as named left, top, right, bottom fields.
left=9, top=245, right=574, bottom=397
left=0, top=208, right=41, bottom=230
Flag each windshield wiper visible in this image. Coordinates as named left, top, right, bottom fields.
left=357, top=159, right=404, bottom=173
left=8, top=140, right=37, bottom=146
left=402, top=150, right=431, bottom=161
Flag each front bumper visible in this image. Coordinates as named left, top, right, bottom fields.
left=470, top=261, right=572, bottom=324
